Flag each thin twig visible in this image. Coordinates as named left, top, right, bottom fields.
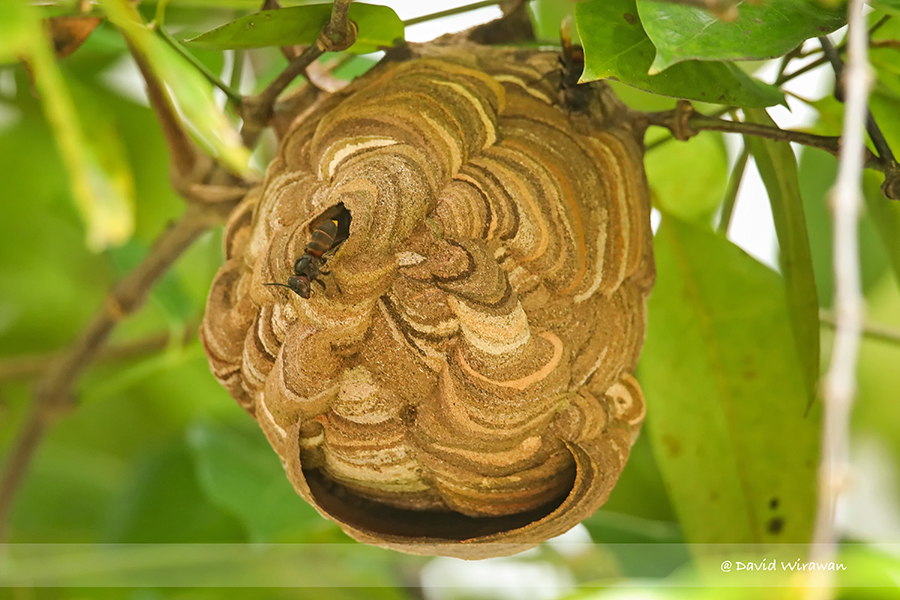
left=717, top=145, right=749, bottom=235
left=0, top=324, right=198, bottom=381
left=820, top=310, right=900, bottom=346
left=157, top=27, right=242, bottom=105
left=240, top=43, right=323, bottom=146
left=645, top=110, right=883, bottom=170
left=129, top=38, right=251, bottom=204
left=820, top=35, right=900, bottom=199
left=240, top=0, right=355, bottom=147
left=808, top=0, right=869, bottom=594
left=403, top=0, right=501, bottom=26
left=776, top=15, right=892, bottom=86
left=323, top=0, right=354, bottom=48
left=0, top=204, right=227, bottom=542
left=819, top=36, right=896, bottom=167
left=777, top=55, right=829, bottom=86
left=127, top=38, right=197, bottom=181
left=644, top=106, right=733, bottom=152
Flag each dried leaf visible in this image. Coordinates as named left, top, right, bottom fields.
left=48, top=16, right=103, bottom=59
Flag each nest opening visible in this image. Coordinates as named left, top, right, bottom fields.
left=304, top=467, right=574, bottom=541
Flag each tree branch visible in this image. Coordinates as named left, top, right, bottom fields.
left=156, top=27, right=241, bottom=105
left=240, top=0, right=356, bottom=147
left=646, top=108, right=883, bottom=171
left=809, top=0, right=869, bottom=590
left=819, top=35, right=900, bottom=200
left=0, top=204, right=227, bottom=542
left=127, top=38, right=197, bottom=181
left=403, top=0, right=501, bottom=26
left=820, top=310, right=900, bottom=347
left=128, top=39, right=252, bottom=205
left=0, top=324, right=198, bottom=381
left=775, top=16, right=891, bottom=86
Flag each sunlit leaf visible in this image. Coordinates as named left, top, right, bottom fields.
left=99, top=0, right=250, bottom=175
left=636, top=0, right=845, bottom=73
left=744, top=108, right=820, bottom=403
left=187, top=4, right=404, bottom=54
left=576, top=0, right=784, bottom=107
left=0, top=0, right=134, bottom=251
left=644, top=130, right=727, bottom=226
left=641, top=216, right=820, bottom=545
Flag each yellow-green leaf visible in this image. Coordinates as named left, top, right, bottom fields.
left=99, top=0, right=250, bottom=175
left=641, top=216, right=820, bottom=545
left=744, top=108, right=820, bottom=404
left=644, top=130, right=727, bottom=226
left=0, top=0, right=134, bottom=250
left=187, top=4, right=405, bottom=54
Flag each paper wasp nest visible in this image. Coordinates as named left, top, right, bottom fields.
left=202, top=44, right=654, bottom=559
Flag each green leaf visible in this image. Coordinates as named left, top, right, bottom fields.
left=529, top=0, right=579, bottom=44
left=0, top=0, right=134, bottom=251
left=106, top=438, right=246, bottom=542
left=743, top=108, right=820, bottom=404
left=600, top=433, right=678, bottom=523
left=576, top=0, right=784, bottom=107
left=581, top=511, right=687, bottom=579
left=641, top=216, right=820, bottom=544
left=99, top=0, right=250, bottom=175
left=187, top=420, right=332, bottom=543
left=636, top=0, right=846, bottom=73
left=0, top=1, right=33, bottom=63
left=187, top=4, right=404, bottom=54
left=797, top=148, right=891, bottom=306
left=644, top=130, right=727, bottom=226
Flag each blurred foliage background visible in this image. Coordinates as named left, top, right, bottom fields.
left=1, top=0, right=900, bottom=598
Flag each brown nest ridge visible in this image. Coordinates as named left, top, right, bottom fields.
left=201, top=43, right=655, bottom=559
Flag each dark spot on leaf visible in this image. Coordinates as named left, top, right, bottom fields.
left=710, top=490, right=720, bottom=502
left=743, top=369, right=757, bottom=379
left=768, top=517, right=784, bottom=534
left=660, top=433, right=682, bottom=458
left=769, top=497, right=779, bottom=510
left=818, top=26, right=830, bottom=32
left=623, top=12, right=638, bottom=25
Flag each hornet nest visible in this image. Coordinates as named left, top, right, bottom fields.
left=201, top=41, right=654, bottom=559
